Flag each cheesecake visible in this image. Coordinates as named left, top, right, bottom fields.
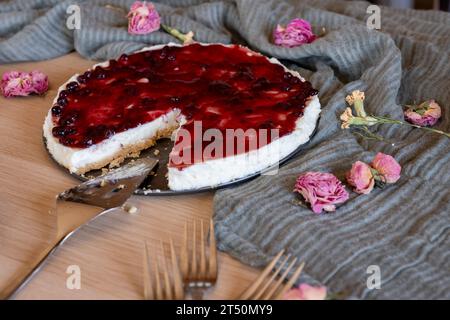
left=43, top=43, right=320, bottom=190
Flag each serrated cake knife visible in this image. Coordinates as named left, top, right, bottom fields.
left=1, top=158, right=158, bottom=300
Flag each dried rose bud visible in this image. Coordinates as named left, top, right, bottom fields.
left=345, top=90, right=367, bottom=117
left=128, top=1, right=161, bottom=35
left=346, top=161, right=375, bottom=194
left=273, top=18, right=316, bottom=48
left=404, top=100, right=441, bottom=127
left=284, top=284, right=327, bottom=300
left=1, top=70, right=48, bottom=98
left=371, top=153, right=401, bottom=184
left=340, top=107, right=377, bottom=129
left=1, top=71, right=33, bottom=97
left=294, top=172, right=349, bottom=214
left=30, top=70, right=49, bottom=95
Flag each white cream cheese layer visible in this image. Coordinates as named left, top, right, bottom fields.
left=167, top=96, right=320, bottom=190
left=44, top=108, right=180, bottom=173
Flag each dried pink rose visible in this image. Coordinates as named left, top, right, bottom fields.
left=1, top=71, right=34, bottom=98
left=128, top=1, right=161, bottom=35
left=346, top=161, right=375, bottom=194
left=404, top=100, right=442, bottom=127
left=273, top=18, right=316, bottom=48
left=294, top=172, right=349, bottom=214
left=1, top=70, right=49, bottom=98
left=371, top=153, right=401, bottom=184
left=30, top=70, right=49, bottom=95
left=284, top=284, right=327, bottom=300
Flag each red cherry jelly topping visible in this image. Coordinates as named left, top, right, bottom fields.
left=51, top=44, right=318, bottom=168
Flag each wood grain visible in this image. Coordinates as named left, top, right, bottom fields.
left=0, top=53, right=258, bottom=299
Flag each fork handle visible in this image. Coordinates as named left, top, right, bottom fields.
left=190, top=287, right=206, bottom=300
left=0, top=233, right=70, bottom=300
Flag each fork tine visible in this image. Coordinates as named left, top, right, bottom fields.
left=160, top=240, right=173, bottom=300
left=153, top=250, right=163, bottom=300
left=169, top=238, right=184, bottom=299
left=262, top=257, right=297, bottom=300
left=180, top=222, right=188, bottom=280
left=143, top=241, right=153, bottom=300
left=252, top=254, right=291, bottom=300
left=274, top=261, right=305, bottom=300
left=208, top=219, right=217, bottom=281
left=191, top=220, right=197, bottom=281
left=199, top=220, right=207, bottom=280
left=239, top=249, right=285, bottom=300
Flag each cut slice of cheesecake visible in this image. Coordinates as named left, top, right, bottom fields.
left=43, top=43, right=320, bottom=190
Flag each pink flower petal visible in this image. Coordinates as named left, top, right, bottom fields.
left=30, top=70, right=49, bottom=94
left=294, top=171, right=349, bottom=214
left=371, top=153, right=401, bottom=184
left=284, top=284, right=327, bottom=300
left=128, top=1, right=161, bottom=35
left=1, top=71, right=33, bottom=98
left=1, top=70, right=48, bottom=98
left=346, top=161, right=375, bottom=194
left=273, top=18, right=316, bottom=48
left=404, top=100, right=441, bottom=127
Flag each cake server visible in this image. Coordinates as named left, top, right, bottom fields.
left=1, top=158, right=158, bottom=300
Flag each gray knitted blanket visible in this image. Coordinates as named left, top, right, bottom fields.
left=1, top=0, right=449, bottom=299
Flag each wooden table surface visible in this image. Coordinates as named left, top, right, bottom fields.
left=0, top=53, right=258, bottom=300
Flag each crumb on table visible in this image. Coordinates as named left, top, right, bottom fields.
left=123, top=204, right=138, bottom=214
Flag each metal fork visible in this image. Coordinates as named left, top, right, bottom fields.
left=143, top=239, right=184, bottom=300
left=180, top=219, right=218, bottom=300
left=239, top=249, right=305, bottom=300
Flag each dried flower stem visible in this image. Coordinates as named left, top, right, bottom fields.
left=372, top=116, right=450, bottom=138
left=342, top=91, right=450, bottom=139
left=161, top=24, right=194, bottom=44
left=353, top=126, right=384, bottom=141
left=353, top=99, right=367, bottom=117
